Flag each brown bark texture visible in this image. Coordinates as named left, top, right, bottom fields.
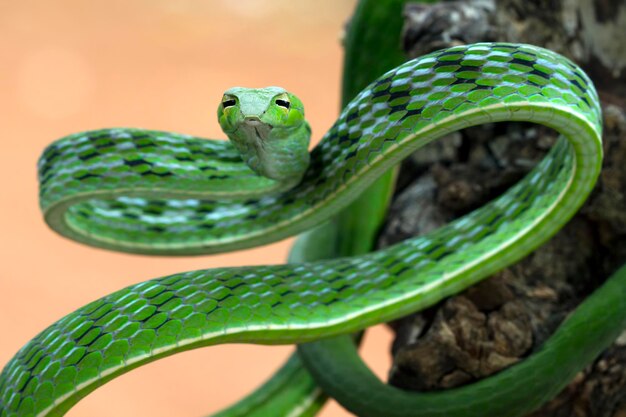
left=376, top=1, right=626, bottom=416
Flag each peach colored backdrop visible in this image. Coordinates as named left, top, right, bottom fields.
left=0, top=1, right=394, bottom=416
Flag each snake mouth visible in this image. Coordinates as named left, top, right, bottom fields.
left=244, top=116, right=263, bottom=126
left=239, top=117, right=273, bottom=141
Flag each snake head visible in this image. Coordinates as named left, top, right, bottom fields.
left=217, top=86, right=306, bottom=134
left=217, top=86, right=311, bottom=181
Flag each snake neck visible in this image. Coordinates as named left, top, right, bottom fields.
left=226, top=120, right=311, bottom=182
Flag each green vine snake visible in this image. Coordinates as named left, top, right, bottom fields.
left=1, top=2, right=625, bottom=417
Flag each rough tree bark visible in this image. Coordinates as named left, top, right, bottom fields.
left=375, top=1, right=626, bottom=416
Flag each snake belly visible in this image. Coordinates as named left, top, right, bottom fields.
left=0, top=42, right=614, bottom=417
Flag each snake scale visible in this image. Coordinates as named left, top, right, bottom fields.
left=2, top=2, right=625, bottom=417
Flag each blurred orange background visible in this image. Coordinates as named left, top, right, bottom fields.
left=0, top=1, right=394, bottom=416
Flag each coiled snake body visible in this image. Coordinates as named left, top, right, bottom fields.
left=1, top=4, right=625, bottom=417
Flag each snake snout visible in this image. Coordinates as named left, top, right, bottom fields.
left=244, top=116, right=263, bottom=126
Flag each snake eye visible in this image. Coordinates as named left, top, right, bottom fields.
left=222, top=98, right=237, bottom=108
left=275, top=99, right=290, bottom=109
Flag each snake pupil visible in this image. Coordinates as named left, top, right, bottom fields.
left=222, top=99, right=236, bottom=108
left=275, top=99, right=290, bottom=109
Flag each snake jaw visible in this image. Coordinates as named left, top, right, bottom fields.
left=240, top=118, right=273, bottom=142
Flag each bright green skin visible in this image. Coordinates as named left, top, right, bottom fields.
left=0, top=41, right=621, bottom=417
left=218, top=87, right=311, bottom=183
